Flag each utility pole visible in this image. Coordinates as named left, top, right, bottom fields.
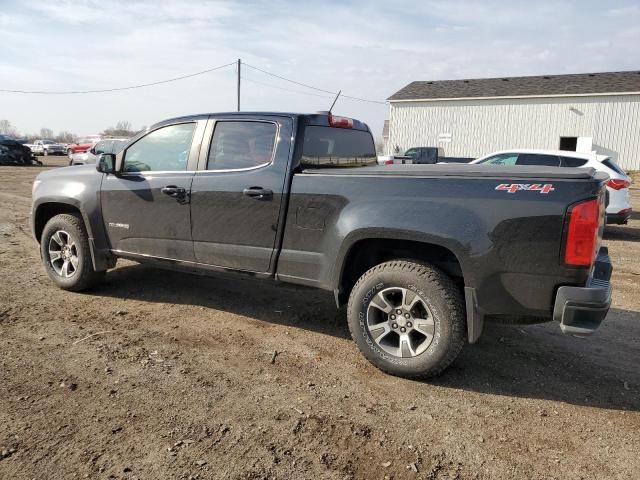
left=236, top=58, right=241, bottom=112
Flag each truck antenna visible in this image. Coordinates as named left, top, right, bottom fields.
left=328, top=90, right=341, bottom=113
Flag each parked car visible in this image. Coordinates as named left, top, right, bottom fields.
left=471, top=149, right=632, bottom=224
left=66, top=135, right=102, bottom=159
left=0, top=135, right=41, bottom=166
left=379, top=146, right=473, bottom=165
left=31, top=112, right=612, bottom=379
left=70, top=138, right=129, bottom=166
left=30, top=139, right=67, bottom=156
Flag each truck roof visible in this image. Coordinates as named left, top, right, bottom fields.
left=153, top=111, right=371, bottom=132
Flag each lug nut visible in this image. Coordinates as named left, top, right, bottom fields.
left=400, top=327, right=406, bottom=333
left=404, top=313, right=410, bottom=318
left=390, top=314, right=396, bottom=320
left=392, top=323, right=398, bottom=329
left=407, top=322, right=413, bottom=328
left=396, top=309, right=402, bottom=314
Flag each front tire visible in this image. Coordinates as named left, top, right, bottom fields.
left=40, top=213, right=105, bottom=291
left=347, top=260, right=465, bottom=379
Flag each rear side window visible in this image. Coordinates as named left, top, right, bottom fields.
left=301, top=126, right=376, bottom=168
left=602, top=158, right=626, bottom=176
left=516, top=154, right=561, bottom=167
left=208, top=121, right=277, bottom=170
left=560, top=156, right=588, bottom=167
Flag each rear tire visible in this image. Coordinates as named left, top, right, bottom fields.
left=40, top=213, right=105, bottom=291
left=347, top=260, right=465, bottom=379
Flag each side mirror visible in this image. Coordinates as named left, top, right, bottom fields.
left=89, top=147, right=96, bottom=154
left=97, top=153, right=116, bottom=174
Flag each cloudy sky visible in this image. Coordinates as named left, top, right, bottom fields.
left=1, top=0, right=640, bottom=139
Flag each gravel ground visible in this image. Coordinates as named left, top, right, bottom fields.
left=1, top=157, right=638, bottom=480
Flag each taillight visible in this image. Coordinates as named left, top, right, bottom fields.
left=384, top=159, right=393, bottom=165
left=607, top=178, right=631, bottom=190
left=564, top=198, right=603, bottom=267
left=328, top=114, right=353, bottom=129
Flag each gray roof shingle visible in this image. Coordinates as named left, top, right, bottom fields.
left=388, top=70, right=640, bottom=101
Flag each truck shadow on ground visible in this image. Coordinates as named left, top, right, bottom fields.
left=93, top=263, right=639, bottom=412
left=604, top=225, right=640, bottom=242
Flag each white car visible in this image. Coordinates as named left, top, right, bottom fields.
left=471, top=149, right=632, bottom=225
left=30, top=139, right=67, bottom=156
left=70, top=138, right=129, bottom=166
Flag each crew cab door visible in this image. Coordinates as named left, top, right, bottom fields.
left=100, top=120, right=206, bottom=261
left=190, top=116, right=293, bottom=273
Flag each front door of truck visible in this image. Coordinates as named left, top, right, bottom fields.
left=100, top=120, right=205, bottom=261
left=189, top=116, right=293, bottom=273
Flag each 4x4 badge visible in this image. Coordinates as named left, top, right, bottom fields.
left=495, top=183, right=555, bottom=194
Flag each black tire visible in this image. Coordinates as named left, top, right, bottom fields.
left=347, top=260, right=466, bottom=379
left=40, top=213, right=105, bottom=292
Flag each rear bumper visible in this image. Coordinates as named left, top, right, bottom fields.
left=553, top=247, right=612, bottom=336
left=606, top=208, right=632, bottom=225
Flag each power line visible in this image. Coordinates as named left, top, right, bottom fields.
left=0, top=59, right=387, bottom=105
left=242, top=73, right=335, bottom=99
left=243, top=62, right=387, bottom=105
left=0, top=61, right=236, bottom=94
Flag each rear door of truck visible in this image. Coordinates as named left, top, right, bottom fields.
left=189, top=115, right=294, bottom=273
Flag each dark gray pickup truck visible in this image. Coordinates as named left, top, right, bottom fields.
left=31, top=112, right=613, bottom=379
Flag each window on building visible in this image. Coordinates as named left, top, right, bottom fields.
left=559, top=137, right=578, bottom=151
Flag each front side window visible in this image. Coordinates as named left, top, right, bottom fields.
left=123, top=123, right=195, bottom=172
left=207, top=121, right=277, bottom=170
left=480, top=153, right=519, bottom=165
left=405, top=148, right=418, bottom=158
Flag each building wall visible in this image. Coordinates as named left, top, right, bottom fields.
left=387, top=94, right=640, bottom=170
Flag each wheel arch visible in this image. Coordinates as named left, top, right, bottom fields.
left=334, top=232, right=483, bottom=344
left=333, top=231, right=468, bottom=307
left=32, top=200, right=110, bottom=271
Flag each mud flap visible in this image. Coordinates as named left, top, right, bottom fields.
left=464, top=286, right=484, bottom=343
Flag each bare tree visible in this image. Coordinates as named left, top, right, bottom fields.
left=39, top=128, right=54, bottom=139
left=115, top=120, right=132, bottom=132
left=56, top=131, right=75, bottom=143
left=103, top=120, right=136, bottom=138
left=0, top=120, right=18, bottom=136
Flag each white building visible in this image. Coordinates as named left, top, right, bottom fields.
left=386, top=71, right=640, bottom=170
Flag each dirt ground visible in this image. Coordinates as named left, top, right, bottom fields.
left=1, top=157, right=638, bottom=480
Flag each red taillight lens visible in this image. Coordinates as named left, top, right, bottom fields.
left=384, top=159, right=393, bottom=165
left=564, top=198, right=602, bottom=266
left=607, top=178, right=631, bottom=190
left=328, top=114, right=353, bottom=129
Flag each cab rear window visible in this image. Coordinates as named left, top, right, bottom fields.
left=301, top=126, right=376, bottom=168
